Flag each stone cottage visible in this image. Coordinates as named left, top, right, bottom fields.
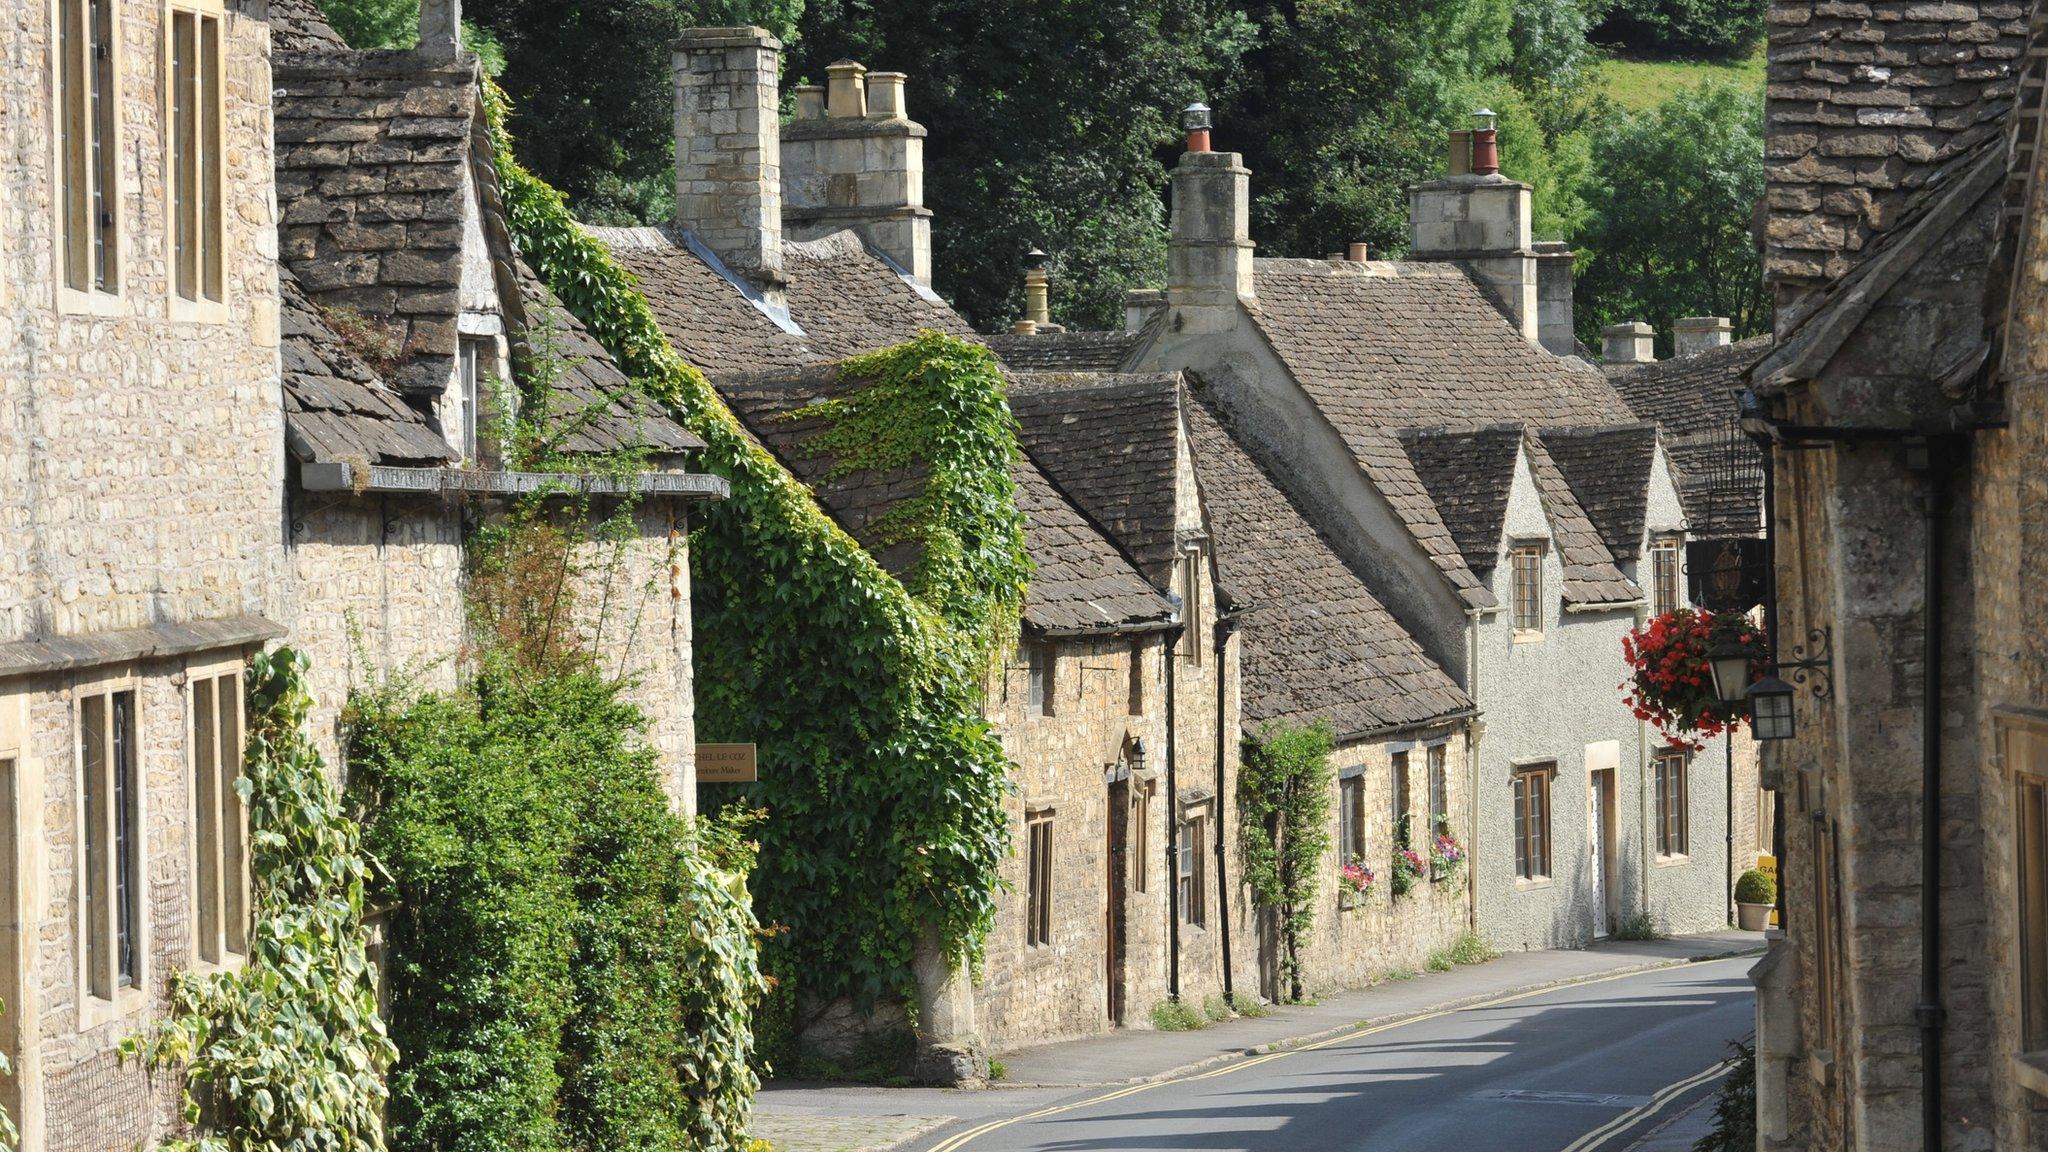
left=1044, top=118, right=1728, bottom=950
left=266, top=0, right=726, bottom=806
left=0, top=0, right=286, bottom=1145
left=593, top=26, right=1240, bottom=1056
left=1742, top=0, right=2048, bottom=1148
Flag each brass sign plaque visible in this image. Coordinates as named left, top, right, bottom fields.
left=697, top=743, right=758, bottom=784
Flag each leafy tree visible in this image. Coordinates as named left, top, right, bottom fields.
left=1237, top=722, right=1334, bottom=1003
left=1595, top=0, right=1767, bottom=60
left=1571, top=81, right=1766, bottom=352
left=790, top=0, right=1253, bottom=331
left=313, top=0, right=416, bottom=47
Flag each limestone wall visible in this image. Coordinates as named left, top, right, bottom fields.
left=0, top=3, right=284, bottom=1145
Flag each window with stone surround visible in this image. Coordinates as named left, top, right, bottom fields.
left=1812, top=816, right=1840, bottom=1049
left=1511, top=545, right=1544, bottom=636
left=79, top=685, right=142, bottom=1001
left=1131, top=783, right=1150, bottom=895
left=167, top=0, right=224, bottom=310
left=1650, top=536, right=1683, bottom=617
left=2007, top=717, right=2048, bottom=1062
left=1027, top=642, right=1055, bottom=718
left=1654, top=749, right=1689, bottom=859
left=1512, top=763, right=1552, bottom=882
left=189, top=665, right=248, bottom=965
left=1127, top=640, right=1145, bottom=716
left=1024, top=811, right=1052, bottom=947
left=1427, top=743, right=1448, bottom=834
left=1338, top=774, right=1365, bottom=867
left=1390, top=749, right=1412, bottom=845
left=57, top=0, right=122, bottom=296
left=1178, top=548, right=1203, bottom=665
left=1178, top=807, right=1207, bottom=927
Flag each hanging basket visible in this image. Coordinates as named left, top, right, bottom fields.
left=1620, top=608, right=1768, bottom=751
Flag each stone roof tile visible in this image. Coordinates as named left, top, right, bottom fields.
left=1007, top=373, right=1186, bottom=588
left=1397, top=425, right=1523, bottom=572
left=1606, top=337, right=1771, bottom=537
left=1522, top=437, right=1640, bottom=606
left=1184, top=390, right=1472, bottom=737
left=1533, top=424, right=1661, bottom=562
left=986, top=331, right=1142, bottom=374
left=280, top=268, right=456, bottom=468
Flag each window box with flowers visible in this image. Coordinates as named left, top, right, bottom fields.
left=1620, top=608, right=1768, bottom=751
left=1429, top=822, right=1465, bottom=881
left=1390, top=845, right=1427, bottom=899
left=1338, top=860, right=1375, bottom=911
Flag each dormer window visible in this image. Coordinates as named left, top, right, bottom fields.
left=1511, top=544, right=1544, bottom=637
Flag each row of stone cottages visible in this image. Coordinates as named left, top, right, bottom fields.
left=0, top=0, right=1762, bottom=1143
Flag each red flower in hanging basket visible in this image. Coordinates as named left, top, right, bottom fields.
left=1619, top=608, right=1768, bottom=751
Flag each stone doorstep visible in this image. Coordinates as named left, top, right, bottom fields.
left=989, top=938, right=1768, bottom=1090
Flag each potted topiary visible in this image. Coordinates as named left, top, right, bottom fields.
left=1734, top=868, right=1775, bottom=930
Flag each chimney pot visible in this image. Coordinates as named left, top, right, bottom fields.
left=419, top=0, right=462, bottom=57
left=866, top=71, right=907, bottom=119
left=1602, top=321, right=1657, bottom=364
left=1182, top=101, right=1213, bottom=153
left=1672, top=315, right=1734, bottom=358
left=1447, top=129, right=1472, bottom=178
left=1021, top=249, right=1052, bottom=328
left=826, top=60, right=868, bottom=118
left=795, top=84, right=826, bottom=119
left=1470, top=110, right=1500, bottom=177
left=1348, top=241, right=1370, bottom=263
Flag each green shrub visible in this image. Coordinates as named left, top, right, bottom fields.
left=1150, top=999, right=1208, bottom=1032
left=1693, top=1041, right=1757, bottom=1152
left=1233, top=997, right=1272, bottom=1019
left=349, top=664, right=766, bottom=1152
left=1594, top=0, right=1766, bottom=60
left=1735, top=868, right=1775, bottom=905
left=1426, top=949, right=1455, bottom=973
left=1448, top=931, right=1499, bottom=966
left=1381, top=966, right=1417, bottom=983
left=1611, top=910, right=1665, bottom=941
left=1203, top=995, right=1234, bottom=1022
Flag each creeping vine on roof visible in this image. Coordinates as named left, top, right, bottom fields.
left=482, top=80, right=1026, bottom=1010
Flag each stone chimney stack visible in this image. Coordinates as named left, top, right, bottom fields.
left=781, top=61, right=934, bottom=283
left=672, top=28, right=784, bottom=285
left=1167, top=102, right=1254, bottom=330
left=1602, top=321, right=1656, bottom=364
left=1408, top=112, right=1547, bottom=348
left=419, top=0, right=462, bottom=57
left=1533, top=241, right=1576, bottom=357
left=1125, top=289, right=1166, bottom=333
left=1672, top=316, right=1733, bottom=359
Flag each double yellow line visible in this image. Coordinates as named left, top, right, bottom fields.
left=923, top=956, right=1746, bottom=1152
left=1558, top=1057, right=1733, bottom=1152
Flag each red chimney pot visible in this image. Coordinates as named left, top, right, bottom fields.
left=1347, top=241, right=1370, bottom=263
left=1472, top=128, right=1500, bottom=176
left=1186, top=128, right=1211, bottom=153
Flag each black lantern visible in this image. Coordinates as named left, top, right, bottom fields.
left=1128, top=736, right=1146, bottom=775
left=1747, top=675, right=1796, bottom=741
left=1707, top=640, right=1753, bottom=707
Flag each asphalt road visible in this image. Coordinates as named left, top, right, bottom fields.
left=912, top=958, right=1754, bottom=1152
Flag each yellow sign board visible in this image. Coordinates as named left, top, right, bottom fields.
left=1758, top=853, right=1779, bottom=926
left=698, top=743, right=758, bottom=784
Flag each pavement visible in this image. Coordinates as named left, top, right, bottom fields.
left=752, top=928, right=1762, bottom=1152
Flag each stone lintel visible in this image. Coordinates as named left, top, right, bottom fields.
left=0, top=615, right=287, bottom=681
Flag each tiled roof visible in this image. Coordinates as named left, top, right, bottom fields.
left=1606, top=337, right=1769, bottom=539
left=1007, top=373, right=1186, bottom=588
left=1349, top=426, right=1496, bottom=611
left=1534, top=425, right=1661, bottom=563
left=1763, top=0, right=2023, bottom=285
left=281, top=269, right=456, bottom=468
left=1184, top=390, right=1471, bottom=737
left=1247, top=259, right=1629, bottom=429
left=1521, top=437, right=1639, bottom=606
left=1606, top=337, right=1769, bottom=441
left=268, top=0, right=350, bottom=52
left=512, top=264, right=704, bottom=457
left=593, top=227, right=973, bottom=377
left=1397, top=425, right=1522, bottom=573
left=986, top=331, right=1141, bottom=374
left=272, top=50, right=482, bottom=397
left=718, top=366, right=1172, bottom=635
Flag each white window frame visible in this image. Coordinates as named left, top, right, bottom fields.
left=1649, top=535, right=1683, bottom=617
left=74, top=668, right=148, bottom=1029
left=1510, top=543, right=1545, bottom=639
left=52, top=0, right=129, bottom=314
left=186, top=657, right=248, bottom=969
left=164, top=0, right=228, bottom=321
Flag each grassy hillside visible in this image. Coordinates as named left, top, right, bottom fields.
left=1595, top=44, right=1766, bottom=109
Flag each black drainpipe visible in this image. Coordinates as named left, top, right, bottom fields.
left=1908, top=439, right=1947, bottom=1152
left=1165, top=623, right=1184, bottom=1003
left=1213, top=611, right=1242, bottom=1006
left=1759, top=444, right=1787, bottom=929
